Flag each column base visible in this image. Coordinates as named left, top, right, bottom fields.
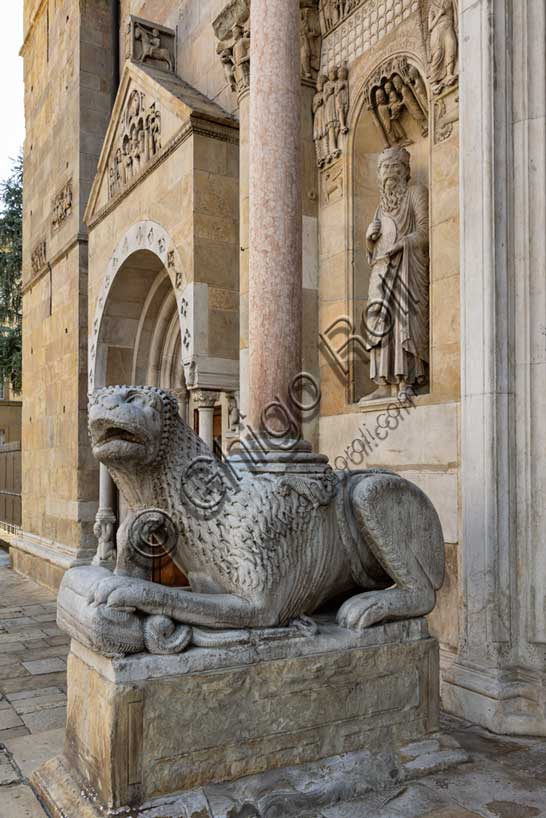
left=33, top=620, right=457, bottom=816
left=441, top=651, right=546, bottom=736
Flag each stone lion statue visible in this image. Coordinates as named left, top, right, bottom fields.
left=58, top=386, right=445, bottom=656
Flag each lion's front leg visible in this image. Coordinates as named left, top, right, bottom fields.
left=90, top=575, right=276, bottom=630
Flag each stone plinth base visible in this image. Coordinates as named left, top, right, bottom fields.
left=34, top=618, right=448, bottom=817
left=11, top=532, right=95, bottom=592
left=441, top=650, right=546, bottom=736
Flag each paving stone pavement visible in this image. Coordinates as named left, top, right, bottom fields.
left=0, top=549, right=546, bottom=817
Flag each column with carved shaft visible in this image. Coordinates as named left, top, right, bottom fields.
left=92, top=464, right=117, bottom=567
left=248, top=0, right=303, bottom=439
left=193, top=390, right=219, bottom=450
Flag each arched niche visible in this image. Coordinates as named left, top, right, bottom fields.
left=90, top=228, right=190, bottom=587
left=94, top=248, right=188, bottom=411
left=351, top=55, right=430, bottom=402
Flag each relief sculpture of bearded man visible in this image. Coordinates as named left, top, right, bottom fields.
left=363, top=147, right=430, bottom=400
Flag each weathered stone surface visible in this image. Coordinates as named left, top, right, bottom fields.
left=34, top=626, right=440, bottom=812
left=57, top=385, right=445, bottom=657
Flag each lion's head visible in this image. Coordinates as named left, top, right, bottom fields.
left=88, top=386, right=179, bottom=468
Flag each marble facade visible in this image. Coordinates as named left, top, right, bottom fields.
left=17, top=0, right=546, bottom=742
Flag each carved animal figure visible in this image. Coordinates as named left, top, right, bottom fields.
left=135, top=26, right=173, bottom=72
left=58, top=386, right=445, bottom=656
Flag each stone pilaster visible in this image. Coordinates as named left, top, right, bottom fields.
left=442, top=0, right=546, bottom=735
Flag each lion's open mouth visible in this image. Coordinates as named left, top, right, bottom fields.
left=93, top=426, right=143, bottom=447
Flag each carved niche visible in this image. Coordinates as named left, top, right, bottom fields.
left=127, top=16, right=176, bottom=74
left=31, top=239, right=47, bottom=275
left=108, top=89, right=161, bottom=200
left=363, top=56, right=429, bottom=148
left=313, top=63, right=349, bottom=167
left=51, top=180, right=73, bottom=234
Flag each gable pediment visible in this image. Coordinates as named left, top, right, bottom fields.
left=85, top=61, right=237, bottom=225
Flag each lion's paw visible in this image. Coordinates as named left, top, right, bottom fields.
left=337, top=593, right=387, bottom=630
left=89, top=576, right=135, bottom=608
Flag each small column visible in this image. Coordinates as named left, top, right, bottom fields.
left=92, top=464, right=116, bottom=567
left=248, top=0, right=302, bottom=434
left=193, top=390, right=219, bottom=450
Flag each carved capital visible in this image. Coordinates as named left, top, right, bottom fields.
left=193, top=390, right=220, bottom=410
left=214, top=0, right=322, bottom=103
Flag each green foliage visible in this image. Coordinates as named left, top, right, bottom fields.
left=0, top=154, right=23, bottom=393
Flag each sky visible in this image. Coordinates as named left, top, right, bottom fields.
left=0, top=3, right=24, bottom=184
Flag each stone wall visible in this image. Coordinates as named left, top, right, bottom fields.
left=19, top=0, right=116, bottom=587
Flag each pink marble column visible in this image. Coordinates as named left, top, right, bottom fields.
left=248, top=0, right=302, bottom=434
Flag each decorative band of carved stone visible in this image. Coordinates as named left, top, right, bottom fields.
left=88, top=120, right=239, bottom=231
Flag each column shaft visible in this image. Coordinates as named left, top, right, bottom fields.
left=248, top=0, right=302, bottom=433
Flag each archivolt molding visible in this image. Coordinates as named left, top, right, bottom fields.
left=89, top=220, right=187, bottom=393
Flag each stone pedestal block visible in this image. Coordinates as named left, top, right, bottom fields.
left=34, top=619, right=441, bottom=817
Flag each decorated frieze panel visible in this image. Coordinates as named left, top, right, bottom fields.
left=126, top=16, right=176, bottom=74
left=319, top=0, right=362, bottom=34
left=108, top=89, right=161, bottom=201
left=363, top=56, right=428, bottom=148
left=31, top=239, right=47, bottom=275
left=313, top=64, right=349, bottom=167
left=51, top=180, right=73, bottom=234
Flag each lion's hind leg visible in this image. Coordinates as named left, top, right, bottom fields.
left=337, top=472, right=444, bottom=630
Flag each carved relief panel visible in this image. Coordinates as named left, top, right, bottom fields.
left=51, top=180, right=73, bottom=234
left=363, top=56, right=429, bottom=148
left=108, top=89, right=161, bottom=201
left=313, top=64, right=349, bottom=166
left=31, top=239, right=47, bottom=275
left=126, top=16, right=176, bottom=74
